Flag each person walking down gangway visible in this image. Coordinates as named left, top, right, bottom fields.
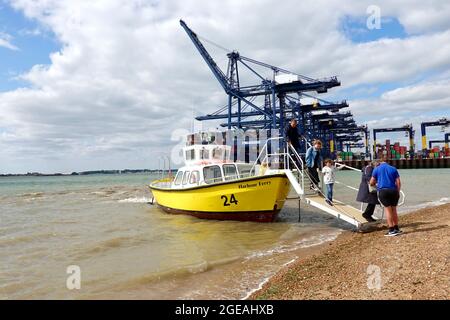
left=321, top=159, right=342, bottom=206
left=305, top=139, right=323, bottom=191
left=370, top=156, right=403, bottom=236
left=285, top=119, right=303, bottom=154
left=356, top=161, right=379, bottom=222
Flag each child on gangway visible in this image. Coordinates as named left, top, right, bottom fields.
left=321, top=159, right=342, bottom=206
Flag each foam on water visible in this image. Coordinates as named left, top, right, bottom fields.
left=399, top=197, right=450, bottom=213
left=118, top=196, right=153, bottom=203
left=245, top=230, right=342, bottom=259
left=241, top=257, right=297, bottom=300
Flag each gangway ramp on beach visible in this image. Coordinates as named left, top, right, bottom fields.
left=280, top=169, right=370, bottom=229
left=304, top=195, right=370, bottom=229
left=284, top=169, right=304, bottom=196
left=258, top=139, right=376, bottom=230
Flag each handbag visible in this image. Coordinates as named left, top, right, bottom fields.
left=365, top=166, right=377, bottom=193
left=368, top=183, right=377, bottom=193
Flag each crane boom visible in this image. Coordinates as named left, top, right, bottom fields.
left=180, top=20, right=230, bottom=92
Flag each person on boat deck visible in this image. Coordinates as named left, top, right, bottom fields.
left=370, top=155, right=403, bottom=237
left=321, top=159, right=342, bottom=206
left=285, top=118, right=302, bottom=153
left=305, top=139, right=323, bottom=191
left=356, top=161, right=379, bottom=222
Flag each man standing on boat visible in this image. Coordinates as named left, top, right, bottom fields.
left=285, top=118, right=302, bottom=154
left=370, top=156, right=403, bottom=236
left=285, top=118, right=305, bottom=170
left=305, top=140, right=323, bottom=191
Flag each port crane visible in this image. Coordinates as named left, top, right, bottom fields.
left=428, top=133, right=450, bottom=149
left=420, top=118, right=450, bottom=151
left=179, top=20, right=345, bottom=136
left=373, top=125, right=415, bottom=159
left=328, top=125, right=369, bottom=157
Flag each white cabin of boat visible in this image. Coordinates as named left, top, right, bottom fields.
left=165, top=132, right=265, bottom=189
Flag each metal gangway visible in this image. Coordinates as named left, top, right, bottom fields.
left=251, top=137, right=405, bottom=230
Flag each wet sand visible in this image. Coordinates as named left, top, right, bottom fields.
left=250, top=203, right=450, bottom=300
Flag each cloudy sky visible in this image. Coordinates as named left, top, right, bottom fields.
left=0, top=0, right=449, bottom=173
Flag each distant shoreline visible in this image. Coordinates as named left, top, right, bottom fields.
left=0, top=169, right=177, bottom=177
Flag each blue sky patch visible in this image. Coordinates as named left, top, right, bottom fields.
left=340, top=15, right=407, bottom=43
left=0, top=3, right=61, bottom=91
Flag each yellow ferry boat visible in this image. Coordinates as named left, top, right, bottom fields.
left=149, top=132, right=290, bottom=222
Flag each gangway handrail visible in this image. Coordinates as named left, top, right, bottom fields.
left=334, top=180, right=359, bottom=191
left=249, top=136, right=284, bottom=175
left=287, top=143, right=306, bottom=193
left=398, top=190, right=406, bottom=206
left=335, top=162, right=406, bottom=207
left=302, top=136, right=312, bottom=149
left=335, top=162, right=361, bottom=172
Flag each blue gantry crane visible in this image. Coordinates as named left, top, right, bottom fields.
left=330, top=125, right=370, bottom=157
left=373, top=124, right=415, bottom=159
left=180, top=20, right=344, bottom=134
left=428, top=133, right=450, bottom=149
left=420, top=118, right=449, bottom=151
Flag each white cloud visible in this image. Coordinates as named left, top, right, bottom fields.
left=351, top=79, right=450, bottom=117
left=1, top=0, right=450, bottom=172
left=0, top=32, right=19, bottom=50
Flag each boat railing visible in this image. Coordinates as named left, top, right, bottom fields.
left=250, top=136, right=307, bottom=193
left=249, top=136, right=284, bottom=175
left=150, top=177, right=174, bottom=189
left=204, top=177, right=225, bottom=184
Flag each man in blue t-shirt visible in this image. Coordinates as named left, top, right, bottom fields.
left=370, top=155, right=402, bottom=236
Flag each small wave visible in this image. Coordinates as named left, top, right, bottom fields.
left=118, top=197, right=152, bottom=203
left=186, top=261, right=209, bottom=274
left=245, top=230, right=341, bottom=260
left=0, top=232, right=57, bottom=246
left=20, top=192, right=44, bottom=197
left=399, top=197, right=450, bottom=213
left=79, top=236, right=144, bottom=256
left=241, top=258, right=297, bottom=300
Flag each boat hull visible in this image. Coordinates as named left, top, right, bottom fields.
left=149, top=174, right=290, bottom=222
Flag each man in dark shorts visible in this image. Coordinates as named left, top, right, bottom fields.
left=370, top=155, right=402, bottom=236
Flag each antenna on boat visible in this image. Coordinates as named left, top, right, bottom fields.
left=191, top=102, right=195, bottom=133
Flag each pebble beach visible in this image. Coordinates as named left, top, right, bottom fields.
left=251, top=203, right=450, bottom=300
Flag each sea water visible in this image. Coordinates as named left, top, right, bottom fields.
left=0, top=169, right=449, bottom=299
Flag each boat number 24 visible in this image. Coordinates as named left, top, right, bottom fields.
left=221, top=194, right=238, bottom=206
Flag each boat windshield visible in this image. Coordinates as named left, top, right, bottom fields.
left=190, top=170, right=200, bottom=184
left=182, top=171, right=190, bottom=185
left=223, top=164, right=238, bottom=181
left=174, top=171, right=184, bottom=185
left=236, top=164, right=253, bottom=178
left=203, top=165, right=223, bottom=184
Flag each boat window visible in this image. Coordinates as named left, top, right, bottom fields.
left=182, top=171, right=190, bottom=185
left=190, top=171, right=200, bottom=184
left=236, top=164, right=253, bottom=178
left=223, top=164, right=238, bottom=181
left=200, top=148, right=210, bottom=160
left=186, top=134, right=195, bottom=146
left=174, top=171, right=184, bottom=185
left=203, top=165, right=223, bottom=184
left=185, top=149, right=195, bottom=161
left=212, top=147, right=224, bottom=160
